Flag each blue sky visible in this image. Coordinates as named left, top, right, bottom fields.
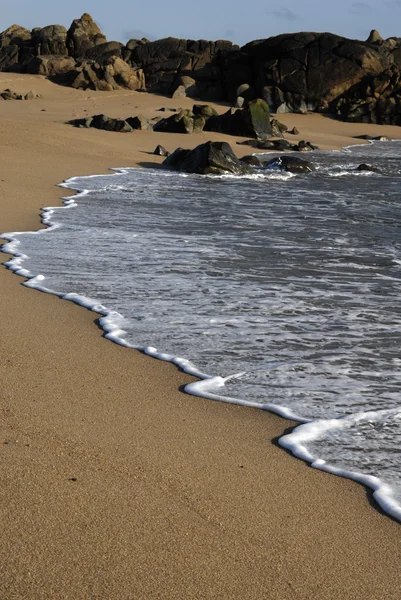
left=1, top=1, right=399, bottom=47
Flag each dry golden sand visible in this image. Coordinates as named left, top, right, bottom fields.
left=1, top=73, right=401, bottom=599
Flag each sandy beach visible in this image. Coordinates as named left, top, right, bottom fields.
left=1, top=72, right=401, bottom=599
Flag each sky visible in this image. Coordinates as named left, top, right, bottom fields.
left=1, top=1, right=401, bottom=47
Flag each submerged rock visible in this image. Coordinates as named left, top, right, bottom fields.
left=163, top=141, right=253, bottom=175
left=356, top=163, right=381, bottom=173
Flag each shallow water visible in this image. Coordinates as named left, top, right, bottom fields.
left=3, top=141, right=401, bottom=520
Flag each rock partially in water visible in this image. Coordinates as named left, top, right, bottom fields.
left=356, top=163, right=382, bottom=173
left=265, top=155, right=315, bottom=173
left=163, top=141, right=253, bottom=175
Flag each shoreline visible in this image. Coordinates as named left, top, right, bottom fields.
left=4, top=143, right=401, bottom=525
left=1, top=73, right=401, bottom=599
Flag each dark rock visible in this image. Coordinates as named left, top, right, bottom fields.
left=356, top=163, right=381, bottom=173
left=157, top=107, right=177, bottom=112
left=265, top=155, right=315, bottom=173
left=289, top=126, right=299, bottom=135
left=126, top=115, right=153, bottom=130
left=225, top=32, right=393, bottom=114
left=267, top=139, right=295, bottom=151
left=0, top=45, right=21, bottom=70
left=90, top=113, right=132, bottom=132
left=353, top=134, right=390, bottom=140
left=205, top=98, right=272, bottom=139
left=1, top=88, right=23, bottom=100
left=127, top=37, right=237, bottom=99
left=153, top=145, right=170, bottom=156
left=237, top=138, right=294, bottom=151
left=163, top=141, right=253, bottom=175
left=68, top=114, right=132, bottom=132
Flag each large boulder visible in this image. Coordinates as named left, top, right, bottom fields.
left=127, top=37, right=238, bottom=99
left=221, top=32, right=394, bottom=113
left=163, top=141, right=253, bottom=175
left=66, top=13, right=106, bottom=58
left=205, top=98, right=272, bottom=138
left=31, top=25, right=68, bottom=55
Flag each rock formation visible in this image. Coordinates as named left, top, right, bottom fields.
left=1, top=14, right=401, bottom=124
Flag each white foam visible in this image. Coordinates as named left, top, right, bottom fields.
left=280, top=409, right=401, bottom=522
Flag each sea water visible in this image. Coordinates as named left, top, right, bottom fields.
left=3, top=141, right=401, bottom=520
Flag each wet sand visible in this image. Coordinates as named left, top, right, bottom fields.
left=1, top=73, right=401, bottom=599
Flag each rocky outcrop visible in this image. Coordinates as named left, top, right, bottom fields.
left=163, top=141, right=253, bottom=175
left=0, top=14, right=143, bottom=92
left=222, top=32, right=394, bottom=113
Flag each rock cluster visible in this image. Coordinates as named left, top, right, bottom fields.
left=0, top=14, right=145, bottom=92
left=67, top=100, right=282, bottom=139
left=0, top=88, right=40, bottom=100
